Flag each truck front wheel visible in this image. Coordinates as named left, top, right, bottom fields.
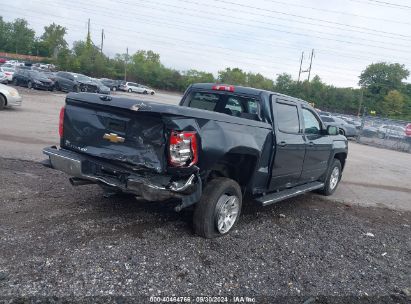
left=193, top=177, right=242, bottom=238
left=319, top=158, right=342, bottom=196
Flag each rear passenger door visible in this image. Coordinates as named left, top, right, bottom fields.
left=269, top=98, right=305, bottom=190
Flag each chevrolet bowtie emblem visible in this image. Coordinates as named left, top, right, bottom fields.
left=103, top=133, right=125, bottom=143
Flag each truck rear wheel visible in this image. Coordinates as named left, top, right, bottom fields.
left=193, top=177, right=242, bottom=238
left=319, top=158, right=341, bottom=196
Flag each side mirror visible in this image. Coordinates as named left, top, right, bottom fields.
left=327, top=125, right=338, bottom=135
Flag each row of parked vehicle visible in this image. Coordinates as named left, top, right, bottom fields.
left=0, top=63, right=156, bottom=96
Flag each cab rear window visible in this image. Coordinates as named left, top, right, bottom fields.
left=186, top=91, right=260, bottom=121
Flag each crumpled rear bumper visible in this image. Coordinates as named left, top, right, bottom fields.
left=43, top=146, right=200, bottom=204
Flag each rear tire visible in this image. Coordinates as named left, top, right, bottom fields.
left=318, top=159, right=342, bottom=196
left=193, top=177, right=242, bottom=238
left=112, top=86, right=117, bottom=91
left=27, top=81, right=33, bottom=89
left=54, top=82, right=60, bottom=91
left=13, top=78, right=18, bottom=86
left=0, top=94, right=5, bottom=110
left=73, top=85, right=79, bottom=92
left=128, top=88, right=132, bottom=93
left=150, top=91, right=155, bottom=95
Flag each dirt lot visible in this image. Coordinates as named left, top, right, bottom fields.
left=0, top=87, right=410, bottom=300
left=0, top=158, right=410, bottom=300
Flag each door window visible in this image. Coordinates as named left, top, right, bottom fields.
left=302, top=108, right=321, bottom=134
left=276, top=102, right=300, bottom=133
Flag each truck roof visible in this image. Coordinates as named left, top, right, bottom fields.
left=190, top=83, right=310, bottom=105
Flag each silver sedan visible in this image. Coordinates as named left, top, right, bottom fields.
left=0, top=83, right=23, bottom=110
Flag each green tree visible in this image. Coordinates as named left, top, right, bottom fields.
left=40, top=23, right=68, bottom=58
left=381, top=90, right=405, bottom=117
left=218, top=68, right=247, bottom=85
left=9, top=18, right=35, bottom=54
left=0, top=17, right=11, bottom=52
left=359, top=62, right=409, bottom=94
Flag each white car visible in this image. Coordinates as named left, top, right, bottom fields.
left=120, top=82, right=155, bottom=95
left=0, top=67, right=15, bottom=82
left=0, top=72, right=7, bottom=84
left=0, top=83, right=22, bottom=110
left=377, top=125, right=405, bottom=139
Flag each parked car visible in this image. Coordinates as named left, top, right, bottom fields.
left=100, top=78, right=121, bottom=91
left=377, top=125, right=406, bottom=139
left=320, top=115, right=358, bottom=138
left=43, top=83, right=347, bottom=238
left=12, top=69, right=54, bottom=91
left=405, top=123, right=411, bottom=143
left=42, top=71, right=57, bottom=82
left=54, top=72, right=97, bottom=93
left=0, top=67, right=15, bottom=83
left=91, top=79, right=110, bottom=95
left=0, top=83, right=23, bottom=110
left=120, top=82, right=155, bottom=94
left=0, top=72, right=8, bottom=84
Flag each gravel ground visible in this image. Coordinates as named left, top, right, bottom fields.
left=0, top=158, right=410, bottom=302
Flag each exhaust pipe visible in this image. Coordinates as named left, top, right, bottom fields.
left=69, top=177, right=95, bottom=186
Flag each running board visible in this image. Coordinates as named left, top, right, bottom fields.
left=256, top=181, right=324, bottom=206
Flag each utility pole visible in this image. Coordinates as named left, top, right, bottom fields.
left=124, top=47, right=128, bottom=81
left=358, top=87, right=364, bottom=117
left=297, top=51, right=304, bottom=82
left=86, top=19, right=91, bottom=47
left=100, top=29, right=105, bottom=53
left=307, top=49, right=315, bottom=81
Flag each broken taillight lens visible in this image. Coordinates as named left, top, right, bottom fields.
left=168, top=131, right=198, bottom=167
left=59, top=106, right=65, bottom=137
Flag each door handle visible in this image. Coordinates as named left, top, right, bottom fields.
left=278, top=141, right=287, bottom=147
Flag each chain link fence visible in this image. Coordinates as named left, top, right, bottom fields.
left=356, top=116, right=411, bottom=153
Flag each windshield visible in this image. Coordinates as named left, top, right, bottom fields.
left=73, top=74, right=90, bottom=82
left=29, top=70, right=47, bottom=78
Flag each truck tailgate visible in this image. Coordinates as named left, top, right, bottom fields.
left=62, top=95, right=166, bottom=173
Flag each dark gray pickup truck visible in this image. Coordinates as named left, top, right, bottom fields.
left=43, top=83, right=348, bottom=238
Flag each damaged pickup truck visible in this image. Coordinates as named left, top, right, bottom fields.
left=43, top=83, right=348, bottom=238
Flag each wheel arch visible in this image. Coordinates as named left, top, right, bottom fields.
left=0, top=92, right=7, bottom=106
left=333, top=151, right=347, bottom=171
left=206, top=149, right=259, bottom=191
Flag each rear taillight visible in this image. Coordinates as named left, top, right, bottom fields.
left=212, top=85, right=235, bottom=92
left=59, top=106, right=65, bottom=137
left=168, top=131, right=198, bottom=167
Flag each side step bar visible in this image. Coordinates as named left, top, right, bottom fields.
left=256, top=181, right=324, bottom=206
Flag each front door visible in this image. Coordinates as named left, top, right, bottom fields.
left=300, top=107, right=332, bottom=182
left=269, top=98, right=305, bottom=190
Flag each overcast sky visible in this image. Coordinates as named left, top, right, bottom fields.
left=3, top=0, right=411, bottom=87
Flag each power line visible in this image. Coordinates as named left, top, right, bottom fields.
left=175, top=0, right=411, bottom=39
left=4, top=2, right=411, bottom=68
left=63, top=0, right=411, bottom=53
left=2, top=6, right=362, bottom=83
left=7, top=3, right=409, bottom=74
left=7, top=3, right=411, bottom=72
left=349, top=0, right=411, bottom=9
left=260, top=0, right=411, bottom=25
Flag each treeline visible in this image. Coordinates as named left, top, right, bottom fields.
left=1, top=16, right=410, bottom=119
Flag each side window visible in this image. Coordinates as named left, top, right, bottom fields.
left=224, top=97, right=243, bottom=115
left=302, top=108, right=321, bottom=134
left=276, top=102, right=300, bottom=133
left=188, top=92, right=220, bottom=111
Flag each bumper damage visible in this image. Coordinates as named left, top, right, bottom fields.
left=43, top=146, right=201, bottom=210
